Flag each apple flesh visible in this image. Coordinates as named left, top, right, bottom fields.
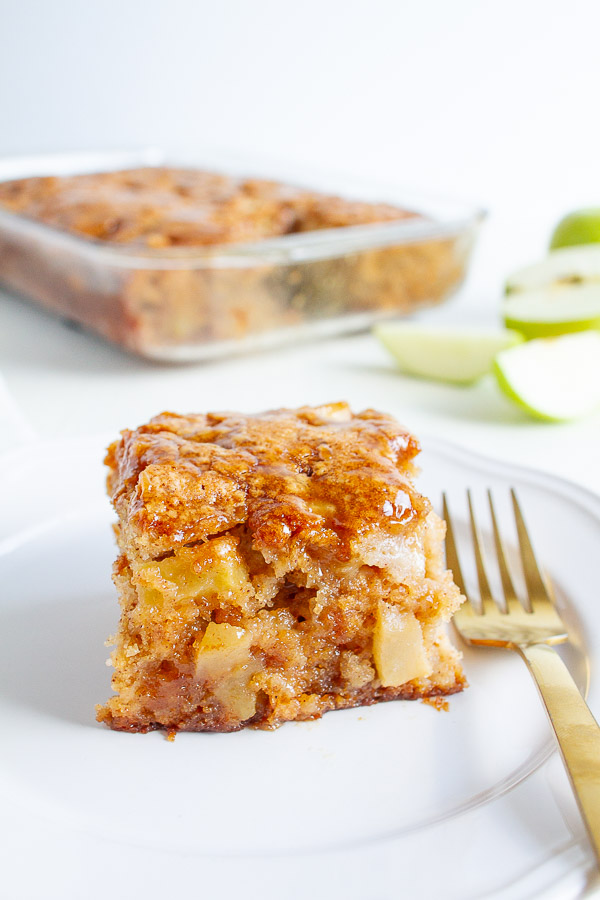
left=505, top=246, right=600, bottom=295
left=374, top=323, right=523, bottom=384
left=502, top=285, right=600, bottom=339
left=493, top=332, right=600, bottom=421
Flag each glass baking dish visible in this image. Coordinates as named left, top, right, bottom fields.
left=0, top=149, right=484, bottom=362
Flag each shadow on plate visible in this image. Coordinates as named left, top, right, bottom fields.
left=0, top=594, right=116, bottom=727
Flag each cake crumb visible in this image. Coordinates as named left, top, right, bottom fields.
left=422, top=697, right=449, bottom=712
left=166, top=729, right=177, bottom=742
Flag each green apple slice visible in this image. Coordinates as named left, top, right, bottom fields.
left=550, top=209, right=600, bottom=250
left=503, top=284, right=600, bottom=338
left=373, top=323, right=523, bottom=384
left=505, top=246, right=600, bottom=294
left=494, top=332, right=600, bottom=421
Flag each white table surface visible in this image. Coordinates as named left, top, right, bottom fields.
left=1, top=226, right=599, bottom=498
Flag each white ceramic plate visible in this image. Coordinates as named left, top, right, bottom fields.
left=1, top=435, right=600, bottom=900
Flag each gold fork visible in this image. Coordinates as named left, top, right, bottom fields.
left=444, top=489, right=600, bottom=866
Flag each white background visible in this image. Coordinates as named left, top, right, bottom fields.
left=1, top=0, right=600, bottom=482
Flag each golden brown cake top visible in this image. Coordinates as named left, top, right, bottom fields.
left=0, top=166, right=416, bottom=248
left=106, top=402, right=428, bottom=561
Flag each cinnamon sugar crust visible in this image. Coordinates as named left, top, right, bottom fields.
left=0, top=167, right=415, bottom=247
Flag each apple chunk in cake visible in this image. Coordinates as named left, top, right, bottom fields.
left=97, top=403, right=465, bottom=733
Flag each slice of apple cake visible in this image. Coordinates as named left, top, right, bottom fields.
left=97, top=403, right=465, bottom=733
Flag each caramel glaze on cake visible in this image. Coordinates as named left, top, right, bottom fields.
left=97, top=403, right=466, bottom=733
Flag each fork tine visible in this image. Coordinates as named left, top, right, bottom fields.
left=511, top=489, right=552, bottom=608
left=467, top=491, right=498, bottom=616
left=443, top=495, right=478, bottom=625
left=442, top=493, right=468, bottom=600
left=487, top=490, right=523, bottom=615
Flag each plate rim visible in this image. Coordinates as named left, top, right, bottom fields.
left=1, top=431, right=599, bottom=899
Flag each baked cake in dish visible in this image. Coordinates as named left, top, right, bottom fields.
left=0, top=167, right=416, bottom=246
left=0, top=167, right=471, bottom=358
left=97, top=403, right=466, bottom=733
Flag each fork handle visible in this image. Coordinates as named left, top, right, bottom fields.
left=520, top=642, right=600, bottom=864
